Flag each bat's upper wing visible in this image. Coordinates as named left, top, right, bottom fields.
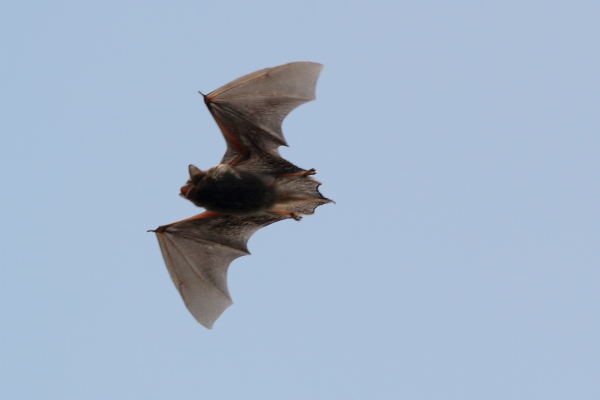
left=154, top=213, right=289, bottom=328
left=204, top=62, right=323, bottom=165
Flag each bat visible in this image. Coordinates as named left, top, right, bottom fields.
left=149, top=62, right=331, bottom=328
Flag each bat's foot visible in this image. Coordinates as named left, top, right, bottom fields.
left=278, top=168, right=316, bottom=178
left=271, top=210, right=303, bottom=221
left=290, top=212, right=302, bottom=221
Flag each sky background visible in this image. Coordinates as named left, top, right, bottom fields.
left=2, top=1, right=599, bottom=399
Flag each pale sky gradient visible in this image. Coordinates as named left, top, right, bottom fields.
left=2, top=1, right=599, bottom=399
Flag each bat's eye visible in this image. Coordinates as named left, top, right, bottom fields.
left=180, top=186, right=190, bottom=197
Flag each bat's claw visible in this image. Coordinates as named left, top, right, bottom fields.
left=148, top=225, right=168, bottom=233
left=278, top=168, right=317, bottom=179
left=304, top=168, right=317, bottom=176
left=270, top=210, right=303, bottom=221
left=291, top=213, right=302, bottom=221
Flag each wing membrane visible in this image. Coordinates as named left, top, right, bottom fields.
left=204, top=62, right=323, bottom=164
left=154, top=214, right=288, bottom=328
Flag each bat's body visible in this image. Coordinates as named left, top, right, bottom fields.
left=150, top=62, right=331, bottom=328
left=181, top=164, right=278, bottom=215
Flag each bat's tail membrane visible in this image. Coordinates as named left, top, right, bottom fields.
left=274, top=176, right=332, bottom=215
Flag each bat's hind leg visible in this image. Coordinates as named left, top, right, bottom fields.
left=278, top=168, right=316, bottom=178
left=269, top=210, right=302, bottom=221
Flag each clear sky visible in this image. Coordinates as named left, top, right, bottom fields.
left=2, top=1, right=599, bottom=399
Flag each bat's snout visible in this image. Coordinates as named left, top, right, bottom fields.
left=180, top=186, right=190, bottom=197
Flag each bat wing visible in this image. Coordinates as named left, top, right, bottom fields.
left=204, top=62, right=323, bottom=165
left=154, top=213, right=288, bottom=328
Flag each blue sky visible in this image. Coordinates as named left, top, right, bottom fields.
left=2, top=1, right=599, bottom=399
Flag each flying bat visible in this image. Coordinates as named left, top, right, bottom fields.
left=150, top=62, right=331, bottom=328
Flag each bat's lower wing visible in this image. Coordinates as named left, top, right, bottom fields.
left=204, top=62, right=323, bottom=164
left=154, top=213, right=289, bottom=328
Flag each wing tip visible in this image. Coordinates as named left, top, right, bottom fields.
left=191, top=298, right=234, bottom=329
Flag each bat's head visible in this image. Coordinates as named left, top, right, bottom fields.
left=180, top=164, right=205, bottom=204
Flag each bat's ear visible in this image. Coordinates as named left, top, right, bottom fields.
left=188, top=164, right=202, bottom=177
